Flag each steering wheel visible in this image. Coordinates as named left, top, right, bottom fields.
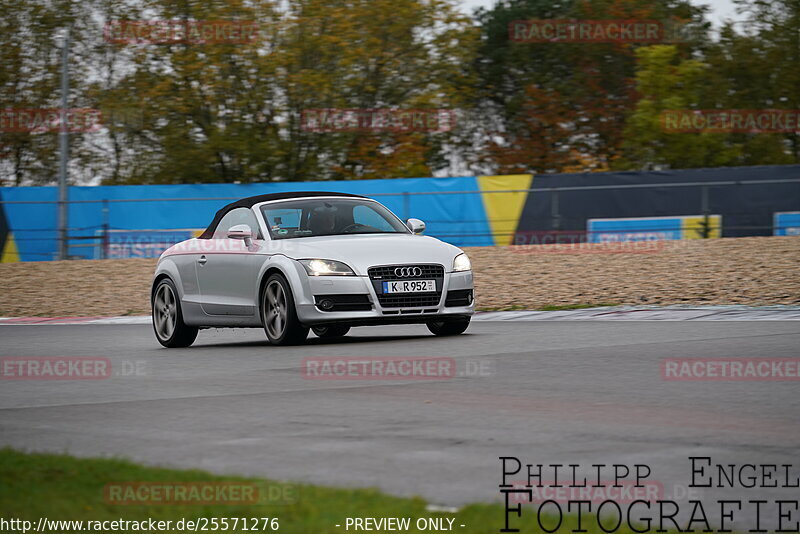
left=341, top=223, right=373, bottom=233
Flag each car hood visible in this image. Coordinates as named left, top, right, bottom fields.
left=263, top=233, right=463, bottom=275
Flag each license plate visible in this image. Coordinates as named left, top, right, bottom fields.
left=382, top=280, right=436, bottom=293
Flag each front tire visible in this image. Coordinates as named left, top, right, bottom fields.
left=261, top=273, right=309, bottom=345
left=427, top=317, right=470, bottom=336
left=152, top=278, right=198, bottom=348
left=312, top=325, right=351, bottom=338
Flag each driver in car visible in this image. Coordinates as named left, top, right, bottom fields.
left=308, top=203, right=339, bottom=235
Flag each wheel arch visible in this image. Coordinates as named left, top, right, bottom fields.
left=254, top=256, right=309, bottom=320
left=257, top=266, right=286, bottom=316
left=151, top=273, right=171, bottom=299
left=151, top=259, right=183, bottom=304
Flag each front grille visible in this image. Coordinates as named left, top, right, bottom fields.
left=368, top=264, right=444, bottom=279
left=368, top=264, right=444, bottom=309
left=445, top=289, right=473, bottom=307
left=314, top=294, right=372, bottom=312
left=377, top=294, right=442, bottom=309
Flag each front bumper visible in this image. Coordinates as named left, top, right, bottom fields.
left=295, top=270, right=474, bottom=326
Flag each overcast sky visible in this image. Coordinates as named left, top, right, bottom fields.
left=457, top=0, right=746, bottom=27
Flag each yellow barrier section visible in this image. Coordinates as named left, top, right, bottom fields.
left=477, top=174, right=534, bottom=246
left=0, top=234, right=20, bottom=263
left=683, top=215, right=722, bottom=239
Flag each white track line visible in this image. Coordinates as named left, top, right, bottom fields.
left=1, top=306, right=799, bottom=325
left=473, top=305, right=800, bottom=321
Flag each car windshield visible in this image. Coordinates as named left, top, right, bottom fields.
left=260, top=198, right=409, bottom=239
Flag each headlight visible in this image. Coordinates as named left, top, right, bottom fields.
left=299, top=259, right=356, bottom=276
left=452, top=253, right=471, bottom=272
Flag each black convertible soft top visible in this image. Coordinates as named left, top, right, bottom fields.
left=199, top=191, right=368, bottom=239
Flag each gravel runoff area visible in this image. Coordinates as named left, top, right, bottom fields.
left=0, top=236, right=797, bottom=317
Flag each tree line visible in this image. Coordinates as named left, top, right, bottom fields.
left=0, top=0, right=797, bottom=186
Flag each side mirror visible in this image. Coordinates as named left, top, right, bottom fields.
left=227, top=224, right=254, bottom=247
left=227, top=224, right=252, bottom=240
left=406, top=218, right=426, bottom=235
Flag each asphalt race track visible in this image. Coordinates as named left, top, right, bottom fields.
left=1, top=320, right=799, bottom=527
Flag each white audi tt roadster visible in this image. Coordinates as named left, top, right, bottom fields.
left=152, top=192, right=474, bottom=347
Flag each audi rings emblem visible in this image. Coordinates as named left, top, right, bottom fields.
left=394, top=266, right=422, bottom=277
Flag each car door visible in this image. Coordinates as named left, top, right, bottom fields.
left=195, top=207, right=263, bottom=316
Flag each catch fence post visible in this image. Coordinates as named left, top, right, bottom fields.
left=101, top=198, right=110, bottom=259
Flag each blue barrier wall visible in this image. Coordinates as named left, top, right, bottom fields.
left=1, top=165, right=798, bottom=262
left=0, top=177, right=495, bottom=261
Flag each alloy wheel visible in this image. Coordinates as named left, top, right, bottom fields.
left=265, top=280, right=288, bottom=339
left=154, top=283, right=177, bottom=341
